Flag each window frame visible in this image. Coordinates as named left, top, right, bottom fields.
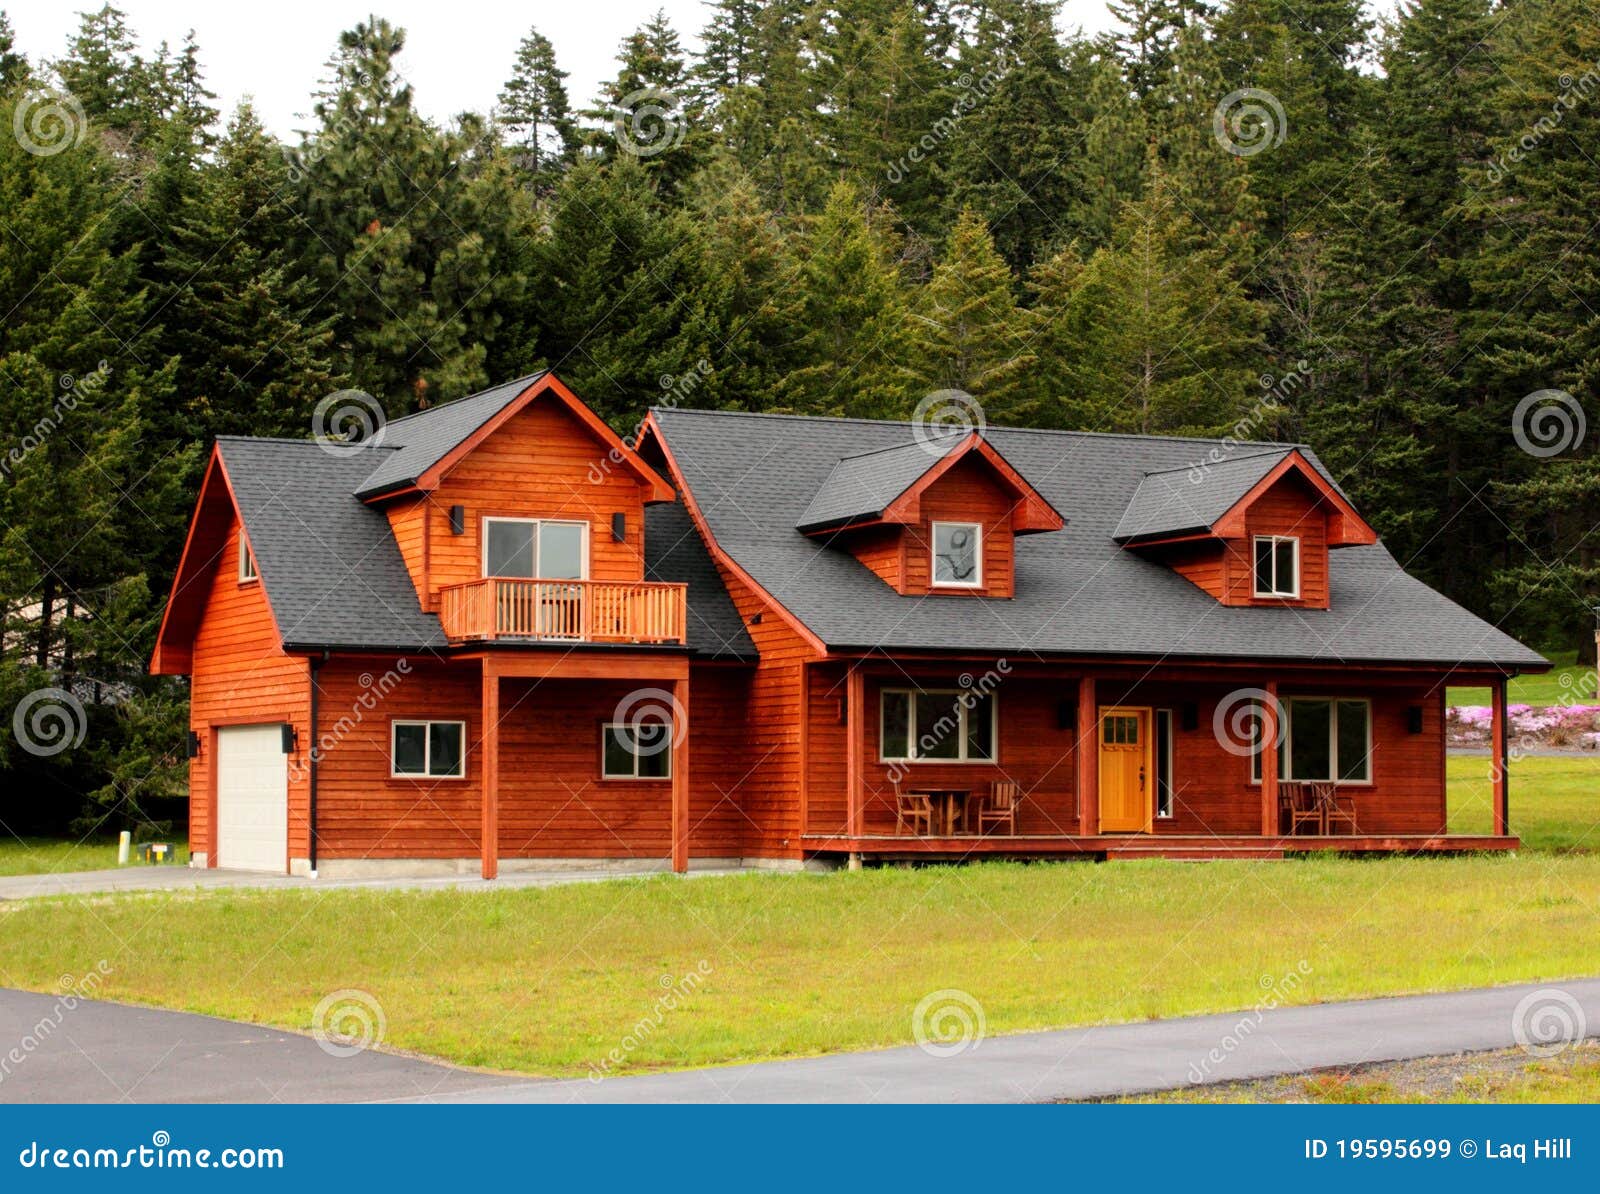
left=1248, top=696, right=1372, bottom=786
left=1155, top=708, right=1174, bottom=818
left=389, top=719, right=467, bottom=780
left=878, top=687, right=999, bottom=764
left=929, top=521, right=984, bottom=589
left=600, top=722, right=674, bottom=781
left=481, top=516, right=590, bottom=580
left=238, top=529, right=258, bottom=584
left=1251, top=534, right=1300, bottom=599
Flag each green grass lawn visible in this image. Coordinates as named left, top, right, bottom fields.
left=1452, top=649, right=1596, bottom=707
left=0, top=836, right=136, bottom=876
left=0, top=755, right=1593, bottom=1080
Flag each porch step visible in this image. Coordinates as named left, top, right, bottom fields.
left=1104, top=845, right=1286, bottom=861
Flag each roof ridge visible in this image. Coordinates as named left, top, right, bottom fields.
left=216, top=434, right=396, bottom=451
left=833, top=434, right=965, bottom=462
left=382, top=370, right=548, bottom=429
left=1137, top=447, right=1290, bottom=479
left=651, top=406, right=1312, bottom=450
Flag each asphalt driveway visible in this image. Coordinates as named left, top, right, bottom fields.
left=2, top=979, right=1595, bottom=1104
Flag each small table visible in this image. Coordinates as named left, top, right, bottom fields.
left=913, top=788, right=973, bottom=836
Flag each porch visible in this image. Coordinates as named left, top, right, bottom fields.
left=806, top=659, right=1520, bottom=863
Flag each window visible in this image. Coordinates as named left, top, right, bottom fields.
left=391, top=720, right=465, bottom=778
left=238, top=530, right=257, bottom=583
left=602, top=723, right=672, bottom=779
left=483, top=518, right=587, bottom=579
left=1252, top=535, right=1299, bottom=598
left=931, top=522, right=982, bottom=588
left=1250, top=698, right=1370, bottom=783
left=1155, top=709, right=1174, bottom=817
left=880, top=689, right=996, bottom=762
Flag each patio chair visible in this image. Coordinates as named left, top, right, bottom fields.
left=1278, top=782, right=1307, bottom=834
left=1286, top=783, right=1325, bottom=836
left=1313, top=781, right=1358, bottom=834
left=893, top=784, right=934, bottom=836
left=976, top=780, right=1021, bottom=836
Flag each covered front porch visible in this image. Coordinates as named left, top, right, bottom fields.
left=800, top=658, right=1519, bottom=863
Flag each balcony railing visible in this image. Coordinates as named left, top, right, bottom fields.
left=438, top=577, right=688, bottom=646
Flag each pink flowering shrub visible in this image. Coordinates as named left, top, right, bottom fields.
left=1447, top=702, right=1600, bottom=747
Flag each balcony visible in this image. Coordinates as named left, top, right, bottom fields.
left=438, top=577, right=688, bottom=646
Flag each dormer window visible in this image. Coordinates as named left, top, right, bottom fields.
left=932, top=522, right=982, bottom=588
left=238, top=530, right=258, bottom=583
left=483, top=517, right=587, bottom=579
left=1253, top=535, right=1299, bottom=598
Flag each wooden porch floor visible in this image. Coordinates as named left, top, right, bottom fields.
left=800, top=833, right=1520, bottom=861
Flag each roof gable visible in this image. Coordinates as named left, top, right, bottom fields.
left=796, top=431, right=1064, bottom=535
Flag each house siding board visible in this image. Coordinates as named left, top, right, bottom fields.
left=1228, top=473, right=1331, bottom=608
left=188, top=513, right=310, bottom=866
left=898, top=456, right=1017, bottom=598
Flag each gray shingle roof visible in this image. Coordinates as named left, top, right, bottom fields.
left=651, top=408, right=1547, bottom=670
left=796, top=434, right=965, bottom=530
left=1114, top=450, right=1288, bottom=542
left=218, top=431, right=751, bottom=660
left=354, top=372, right=547, bottom=499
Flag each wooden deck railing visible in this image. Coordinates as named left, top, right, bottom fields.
left=438, top=578, right=688, bottom=645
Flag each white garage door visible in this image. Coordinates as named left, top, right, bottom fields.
left=216, top=724, right=288, bottom=873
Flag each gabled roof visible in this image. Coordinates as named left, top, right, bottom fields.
left=796, top=431, right=1065, bottom=534
left=1114, top=447, right=1377, bottom=546
left=354, top=372, right=673, bottom=503
left=649, top=408, right=1546, bottom=670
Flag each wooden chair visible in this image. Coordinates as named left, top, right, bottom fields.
left=1278, top=781, right=1305, bottom=835
left=1314, top=781, right=1358, bottom=834
left=976, top=780, right=1021, bottom=836
left=893, top=784, right=933, bottom=836
left=1286, top=783, right=1325, bottom=836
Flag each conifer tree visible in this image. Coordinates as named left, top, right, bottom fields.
left=498, top=27, right=578, bottom=179
left=0, top=11, right=27, bottom=89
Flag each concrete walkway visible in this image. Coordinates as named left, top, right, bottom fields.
left=3, top=979, right=1595, bottom=1104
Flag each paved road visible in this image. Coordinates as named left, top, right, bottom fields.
left=3, top=979, right=1595, bottom=1104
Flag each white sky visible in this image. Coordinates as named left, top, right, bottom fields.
left=5, top=0, right=1125, bottom=136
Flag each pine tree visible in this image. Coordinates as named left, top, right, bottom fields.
left=587, top=10, right=701, bottom=190
left=498, top=27, right=578, bottom=179
left=53, top=4, right=169, bottom=145
left=0, top=11, right=27, bottom=89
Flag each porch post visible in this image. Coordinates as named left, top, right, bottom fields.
left=480, top=658, right=499, bottom=880
left=671, top=675, right=690, bottom=874
left=1076, top=675, right=1098, bottom=836
left=846, top=663, right=865, bottom=838
left=1492, top=675, right=1509, bottom=836
left=1260, top=680, right=1280, bottom=837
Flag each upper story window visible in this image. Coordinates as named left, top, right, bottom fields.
left=238, top=530, right=258, bottom=583
left=483, top=517, right=587, bottom=580
left=1252, top=534, right=1299, bottom=598
left=931, top=522, right=982, bottom=588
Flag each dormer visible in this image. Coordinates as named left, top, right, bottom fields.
left=796, top=432, right=1064, bottom=598
left=1114, top=448, right=1377, bottom=610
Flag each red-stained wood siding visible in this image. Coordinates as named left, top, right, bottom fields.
left=1163, top=540, right=1228, bottom=601
left=188, top=512, right=310, bottom=867
left=680, top=663, right=753, bottom=857
left=1225, top=473, right=1331, bottom=609
left=845, top=525, right=904, bottom=591
left=384, top=398, right=649, bottom=609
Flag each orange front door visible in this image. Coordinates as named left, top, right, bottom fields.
left=1098, top=707, right=1152, bottom=833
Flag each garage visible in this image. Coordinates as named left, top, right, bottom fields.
left=215, top=724, right=288, bottom=873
